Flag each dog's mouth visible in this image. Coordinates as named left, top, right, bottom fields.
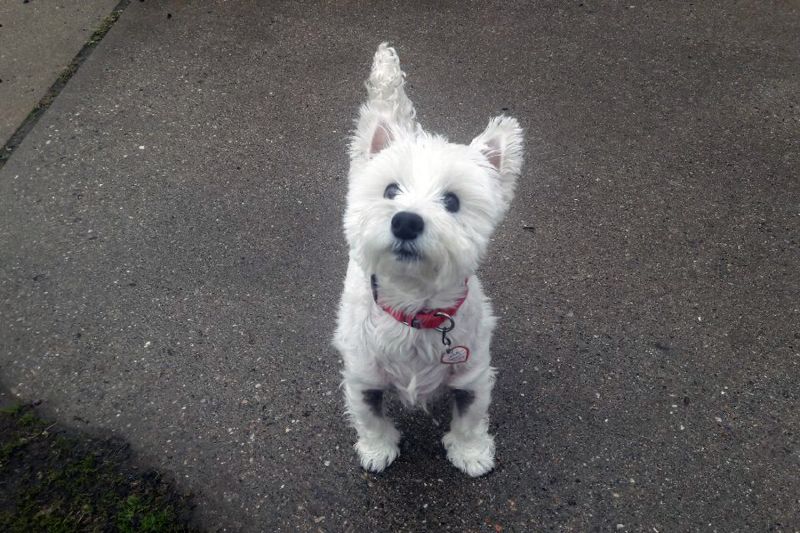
left=392, top=241, right=422, bottom=262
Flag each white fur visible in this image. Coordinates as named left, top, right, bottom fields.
left=334, top=43, right=524, bottom=477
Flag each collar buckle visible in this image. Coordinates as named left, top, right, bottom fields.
left=433, top=312, right=455, bottom=349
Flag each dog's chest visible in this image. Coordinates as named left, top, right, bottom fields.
left=381, top=347, right=450, bottom=406
left=367, top=317, right=457, bottom=405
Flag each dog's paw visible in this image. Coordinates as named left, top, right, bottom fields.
left=442, top=431, right=495, bottom=477
left=355, top=427, right=401, bottom=473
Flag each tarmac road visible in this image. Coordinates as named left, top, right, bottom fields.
left=1, top=1, right=798, bottom=530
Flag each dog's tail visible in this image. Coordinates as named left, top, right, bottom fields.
left=351, top=43, right=417, bottom=162
left=365, top=43, right=416, bottom=131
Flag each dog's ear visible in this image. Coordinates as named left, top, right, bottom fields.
left=351, top=112, right=396, bottom=161
left=369, top=121, right=393, bottom=154
left=470, top=116, right=524, bottom=207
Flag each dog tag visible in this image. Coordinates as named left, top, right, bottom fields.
left=441, top=345, right=470, bottom=364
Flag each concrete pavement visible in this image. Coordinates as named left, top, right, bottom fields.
left=0, top=0, right=119, bottom=147
left=1, top=1, right=798, bottom=530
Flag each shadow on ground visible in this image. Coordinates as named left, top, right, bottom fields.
left=0, top=382, right=197, bottom=532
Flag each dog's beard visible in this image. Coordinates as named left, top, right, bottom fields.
left=392, top=240, right=422, bottom=262
left=367, top=241, right=437, bottom=283
left=353, top=218, right=482, bottom=286
left=371, top=240, right=467, bottom=288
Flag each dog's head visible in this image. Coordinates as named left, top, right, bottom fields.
left=343, top=45, right=524, bottom=289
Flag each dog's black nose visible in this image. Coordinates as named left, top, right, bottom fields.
left=391, top=211, right=424, bottom=240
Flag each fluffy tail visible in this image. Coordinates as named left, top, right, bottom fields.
left=351, top=43, right=417, bottom=162
left=365, top=43, right=416, bottom=130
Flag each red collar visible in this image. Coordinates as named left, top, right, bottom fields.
left=370, top=275, right=468, bottom=329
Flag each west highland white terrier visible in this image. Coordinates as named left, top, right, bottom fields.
left=334, top=43, right=524, bottom=477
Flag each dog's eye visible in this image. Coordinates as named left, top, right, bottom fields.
left=442, top=192, right=460, bottom=213
left=384, top=183, right=401, bottom=200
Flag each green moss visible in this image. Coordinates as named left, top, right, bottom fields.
left=0, top=439, right=24, bottom=463
left=0, top=403, right=25, bottom=416
left=0, top=403, right=195, bottom=531
left=88, top=10, right=123, bottom=45
left=116, top=494, right=181, bottom=533
left=17, top=412, right=40, bottom=427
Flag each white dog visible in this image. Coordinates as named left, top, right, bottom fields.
left=334, top=43, right=523, bottom=477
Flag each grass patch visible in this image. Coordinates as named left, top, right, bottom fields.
left=0, top=402, right=196, bottom=532
left=0, top=404, right=25, bottom=416
left=88, top=8, right=124, bottom=45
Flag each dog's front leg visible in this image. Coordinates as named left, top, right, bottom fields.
left=443, top=369, right=496, bottom=477
left=344, top=382, right=400, bottom=473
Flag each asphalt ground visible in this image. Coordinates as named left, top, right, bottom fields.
left=0, top=0, right=119, bottom=147
left=1, top=1, right=798, bottom=531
